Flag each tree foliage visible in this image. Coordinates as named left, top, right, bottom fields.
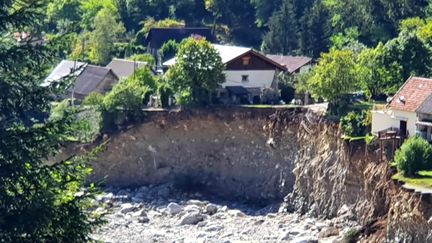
left=88, top=8, right=125, bottom=65
left=308, top=49, right=359, bottom=102
left=166, top=38, right=225, bottom=105
left=0, top=1, right=101, bottom=241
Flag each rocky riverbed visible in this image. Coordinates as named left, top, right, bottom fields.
left=91, top=184, right=360, bottom=243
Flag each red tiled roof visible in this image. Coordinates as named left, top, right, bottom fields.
left=266, top=55, right=312, bottom=73
left=389, top=77, right=432, bottom=112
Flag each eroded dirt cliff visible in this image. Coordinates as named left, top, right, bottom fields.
left=88, top=107, right=432, bottom=242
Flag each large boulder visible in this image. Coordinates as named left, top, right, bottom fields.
left=167, top=202, right=183, bottom=215
left=179, top=212, right=204, bottom=225
left=205, top=204, right=218, bottom=215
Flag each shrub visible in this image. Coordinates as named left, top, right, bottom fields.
left=340, top=111, right=368, bottom=137
left=129, top=53, right=155, bottom=66
left=395, top=136, right=432, bottom=177
left=158, top=83, right=173, bottom=108
left=82, top=92, right=104, bottom=107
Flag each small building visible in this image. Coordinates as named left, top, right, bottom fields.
left=45, top=60, right=119, bottom=100
left=107, top=58, right=148, bottom=80
left=372, top=77, right=432, bottom=141
left=266, top=55, right=312, bottom=74
left=146, top=27, right=215, bottom=67
left=70, top=65, right=119, bottom=100
left=44, top=60, right=87, bottom=85
left=163, top=44, right=286, bottom=104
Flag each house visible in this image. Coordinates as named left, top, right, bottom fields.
left=70, top=65, right=119, bottom=100
left=266, top=55, right=312, bottom=74
left=146, top=27, right=215, bottom=67
left=163, top=44, right=286, bottom=104
left=371, top=77, right=432, bottom=141
left=44, top=60, right=87, bottom=85
left=45, top=60, right=119, bottom=100
left=107, top=58, right=148, bottom=80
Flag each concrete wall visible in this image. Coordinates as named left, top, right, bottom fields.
left=371, top=109, right=418, bottom=136
left=223, top=70, right=276, bottom=89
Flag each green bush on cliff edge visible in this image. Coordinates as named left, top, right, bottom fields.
left=395, top=136, right=432, bottom=177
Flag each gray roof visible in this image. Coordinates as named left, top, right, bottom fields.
left=417, top=94, right=432, bottom=114
left=107, top=59, right=148, bottom=79
left=73, top=65, right=117, bottom=96
left=44, top=60, right=87, bottom=86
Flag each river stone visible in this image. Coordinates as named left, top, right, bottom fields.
left=184, top=204, right=201, bottom=212
left=205, top=204, right=218, bottom=215
left=179, top=212, right=204, bottom=225
left=318, top=227, right=339, bottom=238
left=187, top=200, right=206, bottom=207
left=291, top=236, right=318, bottom=243
left=228, top=209, right=245, bottom=217
left=279, top=231, right=291, bottom=241
left=167, top=202, right=183, bottom=215
left=138, top=216, right=150, bottom=223
left=120, top=203, right=138, bottom=214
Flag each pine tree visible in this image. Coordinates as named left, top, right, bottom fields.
left=262, top=0, right=299, bottom=54
left=0, top=1, right=101, bottom=241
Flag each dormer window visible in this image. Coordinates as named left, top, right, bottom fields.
left=242, top=56, right=251, bottom=65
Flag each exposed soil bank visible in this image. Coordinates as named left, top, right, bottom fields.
left=87, top=107, right=432, bottom=242
left=90, top=107, right=308, bottom=203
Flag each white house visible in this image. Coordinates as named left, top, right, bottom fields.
left=371, top=77, right=432, bottom=141
left=163, top=44, right=286, bottom=103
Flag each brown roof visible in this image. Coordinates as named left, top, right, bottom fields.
left=266, top=55, right=312, bottom=73
left=389, top=77, right=432, bottom=112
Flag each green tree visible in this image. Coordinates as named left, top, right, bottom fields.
left=159, top=40, right=180, bottom=61
left=47, top=0, right=81, bottom=32
left=382, top=31, right=432, bottom=93
left=308, top=49, right=359, bottom=106
left=103, top=67, right=156, bottom=112
left=357, top=43, right=390, bottom=98
left=79, top=0, right=118, bottom=30
left=129, top=53, right=155, bottom=66
left=167, top=38, right=225, bottom=105
left=250, top=0, right=282, bottom=27
left=88, top=8, right=125, bottom=65
left=0, top=0, right=101, bottom=241
left=395, top=136, right=432, bottom=177
left=261, top=0, right=299, bottom=54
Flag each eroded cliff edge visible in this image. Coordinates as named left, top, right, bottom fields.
left=88, top=107, right=432, bottom=242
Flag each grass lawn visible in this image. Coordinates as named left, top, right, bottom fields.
left=392, top=171, right=432, bottom=188
left=348, top=100, right=387, bottom=111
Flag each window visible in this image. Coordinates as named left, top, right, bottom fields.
left=241, top=75, right=249, bottom=83
left=242, top=56, right=251, bottom=65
